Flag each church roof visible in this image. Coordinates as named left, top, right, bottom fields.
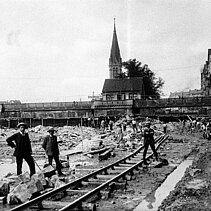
left=102, top=77, right=144, bottom=93
left=109, top=20, right=121, bottom=64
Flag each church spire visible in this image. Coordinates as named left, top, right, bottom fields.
left=109, top=18, right=122, bottom=79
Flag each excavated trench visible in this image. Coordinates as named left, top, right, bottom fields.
left=134, top=156, right=194, bottom=211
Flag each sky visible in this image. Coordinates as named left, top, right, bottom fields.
left=0, top=0, right=211, bottom=102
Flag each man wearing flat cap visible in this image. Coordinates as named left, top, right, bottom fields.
left=6, top=122, right=36, bottom=177
left=142, top=121, right=159, bottom=165
left=42, top=127, right=64, bottom=176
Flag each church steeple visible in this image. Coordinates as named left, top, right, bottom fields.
left=109, top=18, right=122, bottom=79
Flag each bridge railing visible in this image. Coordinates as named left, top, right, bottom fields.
left=134, top=96, right=211, bottom=108
left=4, top=101, right=92, bottom=112
left=93, top=99, right=133, bottom=108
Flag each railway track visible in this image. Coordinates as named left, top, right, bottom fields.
left=11, top=134, right=168, bottom=211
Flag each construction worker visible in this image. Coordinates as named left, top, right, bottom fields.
left=6, top=122, right=36, bottom=177
left=163, top=123, right=167, bottom=134
left=108, top=119, right=114, bottom=131
left=142, top=121, right=158, bottom=165
left=132, top=118, right=138, bottom=132
left=116, top=124, right=123, bottom=143
left=42, top=127, right=64, bottom=176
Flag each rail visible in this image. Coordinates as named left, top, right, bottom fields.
left=11, top=134, right=168, bottom=211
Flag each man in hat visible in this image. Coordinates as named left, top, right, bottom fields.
left=6, top=122, right=36, bottom=177
left=142, top=121, right=159, bottom=165
left=42, top=127, right=64, bottom=176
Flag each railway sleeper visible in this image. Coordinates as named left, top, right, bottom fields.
left=129, top=157, right=142, bottom=161
left=108, top=169, right=127, bottom=174
left=114, top=166, right=129, bottom=170
left=40, top=200, right=72, bottom=210
left=118, top=163, right=134, bottom=167
left=66, top=189, right=90, bottom=196
left=49, top=190, right=68, bottom=201
left=82, top=181, right=104, bottom=186
left=96, top=174, right=114, bottom=180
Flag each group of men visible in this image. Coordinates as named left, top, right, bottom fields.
left=6, top=119, right=160, bottom=177
left=6, top=122, right=64, bottom=177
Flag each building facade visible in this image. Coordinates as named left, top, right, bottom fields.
left=201, top=49, right=211, bottom=96
left=170, top=49, right=211, bottom=98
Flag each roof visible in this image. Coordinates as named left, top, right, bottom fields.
left=102, top=77, right=144, bottom=93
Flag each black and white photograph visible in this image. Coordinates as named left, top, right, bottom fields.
left=0, top=0, right=211, bottom=210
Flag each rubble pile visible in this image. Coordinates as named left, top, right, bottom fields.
left=0, top=117, right=172, bottom=208
left=0, top=166, right=70, bottom=205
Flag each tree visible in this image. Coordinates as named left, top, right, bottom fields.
left=122, top=59, right=164, bottom=99
left=114, top=72, right=127, bottom=79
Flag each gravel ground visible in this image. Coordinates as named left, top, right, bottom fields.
left=158, top=138, right=211, bottom=211
left=0, top=122, right=210, bottom=211
left=96, top=132, right=204, bottom=211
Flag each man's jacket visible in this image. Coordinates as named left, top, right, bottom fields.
left=143, top=127, right=155, bottom=142
left=42, top=135, right=59, bottom=156
left=6, top=132, right=32, bottom=157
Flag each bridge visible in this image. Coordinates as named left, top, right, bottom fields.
left=1, top=96, right=211, bottom=120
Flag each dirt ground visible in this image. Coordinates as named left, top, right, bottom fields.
left=0, top=122, right=211, bottom=211
left=96, top=131, right=207, bottom=211
left=158, top=137, right=211, bottom=211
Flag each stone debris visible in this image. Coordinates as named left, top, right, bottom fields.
left=185, top=178, right=208, bottom=190
left=0, top=181, right=10, bottom=196
left=7, top=183, right=31, bottom=204
left=0, top=117, right=171, bottom=207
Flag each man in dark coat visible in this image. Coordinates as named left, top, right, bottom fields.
left=6, top=122, right=36, bottom=177
left=142, top=122, right=159, bottom=165
left=42, top=127, right=64, bottom=176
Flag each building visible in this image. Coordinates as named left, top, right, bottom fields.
left=102, top=20, right=144, bottom=101
left=170, top=49, right=211, bottom=98
left=109, top=19, right=122, bottom=79
left=169, top=89, right=203, bottom=98
left=201, top=49, right=211, bottom=96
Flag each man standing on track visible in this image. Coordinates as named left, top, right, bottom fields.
left=6, top=122, right=36, bottom=177
left=42, top=127, right=64, bottom=176
left=142, top=121, right=159, bottom=165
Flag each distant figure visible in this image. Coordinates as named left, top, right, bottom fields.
left=201, top=123, right=207, bottom=139
left=122, top=121, right=127, bottom=132
left=6, top=122, right=36, bottom=177
left=108, top=119, right=114, bottom=131
left=132, top=118, right=137, bottom=132
left=87, top=117, right=91, bottom=127
left=142, top=122, right=158, bottom=165
left=116, top=124, right=123, bottom=143
left=42, top=127, right=64, bottom=176
left=163, top=123, right=167, bottom=134
left=100, top=119, right=105, bottom=131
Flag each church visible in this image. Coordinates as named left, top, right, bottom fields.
left=101, top=20, right=144, bottom=101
